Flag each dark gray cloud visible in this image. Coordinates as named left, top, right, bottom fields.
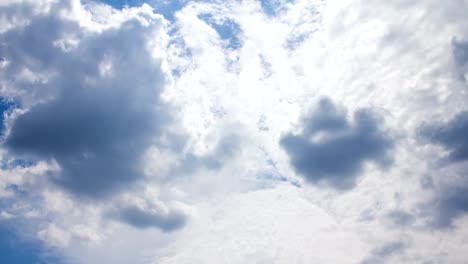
left=427, top=184, right=468, bottom=229
left=1, top=2, right=171, bottom=198
left=419, top=111, right=468, bottom=228
left=419, top=111, right=468, bottom=163
left=280, top=98, right=394, bottom=190
left=111, top=204, right=186, bottom=231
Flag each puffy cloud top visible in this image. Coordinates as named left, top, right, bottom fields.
left=280, top=98, right=394, bottom=190
left=2, top=2, right=170, bottom=198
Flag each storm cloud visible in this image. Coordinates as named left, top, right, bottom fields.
left=2, top=2, right=171, bottom=198
left=280, top=98, right=394, bottom=190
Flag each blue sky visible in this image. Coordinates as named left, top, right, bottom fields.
left=96, top=0, right=143, bottom=8
left=99, top=0, right=186, bottom=21
left=0, top=97, right=16, bottom=133
left=99, top=0, right=283, bottom=20
left=0, top=225, right=43, bottom=264
left=0, top=224, right=61, bottom=264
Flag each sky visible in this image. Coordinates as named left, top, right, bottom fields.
left=1, top=0, right=468, bottom=263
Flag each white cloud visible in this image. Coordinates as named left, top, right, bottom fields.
left=38, top=223, right=71, bottom=248
left=1, top=0, right=468, bottom=263
left=157, top=184, right=367, bottom=264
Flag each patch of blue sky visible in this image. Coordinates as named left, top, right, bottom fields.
left=92, top=0, right=145, bottom=9
left=0, top=187, right=60, bottom=263
left=96, top=0, right=294, bottom=21
left=96, top=0, right=187, bottom=21
left=0, top=96, right=17, bottom=133
left=150, top=0, right=188, bottom=21
left=5, top=184, right=27, bottom=196
left=0, top=97, right=34, bottom=170
left=260, top=0, right=277, bottom=16
left=198, top=13, right=242, bottom=50
left=10, top=159, right=36, bottom=168
left=0, top=223, right=64, bottom=264
left=167, top=35, right=193, bottom=77
left=1, top=158, right=36, bottom=170
left=260, top=0, right=293, bottom=16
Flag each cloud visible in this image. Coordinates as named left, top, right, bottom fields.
left=361, top=240, right=408, bottom=264
left=37, top=223, right=71, bottom=248
left=2, top=2, right=172, bottom=198
left=111, top=201, right=187, bottom=231
left=418, top=111, right=468, bottom=228
left=371, top=240, right=406, bottom=257
left=452, top=37, right=468, bottom=78
left=198, top=13, right=242, bottom=50
left=427, top=184, right=468, bottom=229
left=420, top=111, right=468, bottom=163
left=280, top=98, right=394, bottom=190
left=174, top=131, right=241, bottom=175
left=386, top=210, right=415, bottom=227
left=98, top=0, right=145, bottom=9
left=3, top=0, right=468, bottom=263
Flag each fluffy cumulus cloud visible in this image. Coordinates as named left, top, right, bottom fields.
left=3, top=9, right=170, bottom=198
left=1, top=0, right=190, bottom=237
left=280, top=97, right=394, bottom=190
left=2, top=0, right=468, bottom=263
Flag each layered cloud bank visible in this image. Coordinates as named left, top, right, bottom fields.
left=1, top=0, right=468, bottom=263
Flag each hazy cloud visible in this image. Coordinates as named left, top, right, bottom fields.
left=452, top=37, right=468, bottom=74
left=386, top=210, right=415, bottom=227
left=362, top=241, right=408, bottom=264
left=111, top=202, right=187, bottom=231
left=419, top=111, right=468, bottom=228
left=428, top=184, right=468, bottom=229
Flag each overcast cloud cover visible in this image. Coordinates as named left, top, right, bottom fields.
left=1, top=0, right=468, bottom=263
